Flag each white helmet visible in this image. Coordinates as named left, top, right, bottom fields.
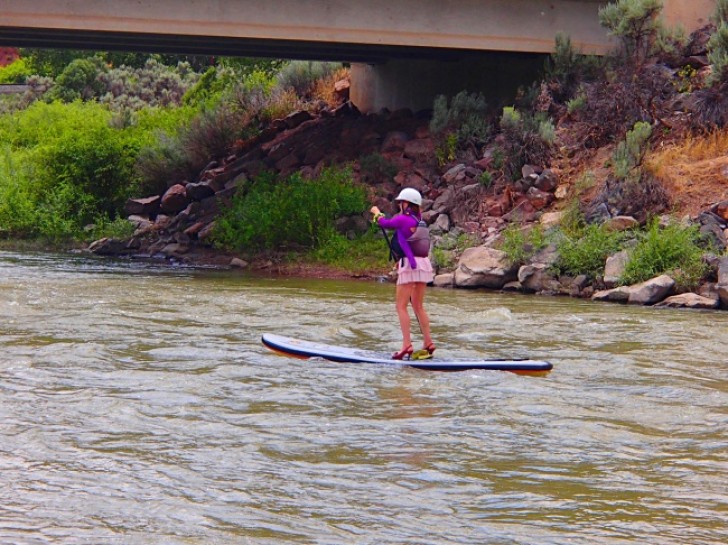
left=395, top=187, right=422, bottom=206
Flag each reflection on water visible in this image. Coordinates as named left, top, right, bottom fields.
left=1, top=251, right=726, bottom=544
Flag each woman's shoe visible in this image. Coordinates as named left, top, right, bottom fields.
left=392, top=345, right=413, bottom=360
left=423, top=343, right=436, bottom=355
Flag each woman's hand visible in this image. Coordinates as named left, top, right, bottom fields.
left=369, top=206, right=381, bottom=216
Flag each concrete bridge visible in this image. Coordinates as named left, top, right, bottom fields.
left=0, top=0, right=714, bottom=112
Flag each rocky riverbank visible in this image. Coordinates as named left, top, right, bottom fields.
left=86, top=96, right=728, bottom=310
left=86, top=26, right=728, bottom=311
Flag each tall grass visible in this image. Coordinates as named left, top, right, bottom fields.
left=213, top=167, right=367, bottom=253
left=621, top=221, right=709, bottom=289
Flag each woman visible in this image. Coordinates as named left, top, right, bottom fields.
left=370, top=188, right=435, bottom=360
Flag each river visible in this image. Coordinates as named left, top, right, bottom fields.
left=0, top=251, right=726, bottom=545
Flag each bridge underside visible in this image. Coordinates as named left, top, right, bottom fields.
left=0, top=26, right=491, bottom=64
left=0, top=0, right=714, bottom=113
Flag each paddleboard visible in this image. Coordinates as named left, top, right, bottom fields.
left=261, top=333, right=552, bottom=373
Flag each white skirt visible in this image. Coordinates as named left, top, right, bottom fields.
left=396, top=256, right=434, bottom=285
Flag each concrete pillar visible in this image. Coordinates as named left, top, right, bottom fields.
left=350, top=53, right=545, bottom=114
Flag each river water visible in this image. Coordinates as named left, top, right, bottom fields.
left=0, top=251, right=726, bottom=545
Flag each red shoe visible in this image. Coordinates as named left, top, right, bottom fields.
left=423, top=343, right=436, bottom=355
left=392, top=345, right=413, bottom=360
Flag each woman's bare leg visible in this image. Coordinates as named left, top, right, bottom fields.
left=410, top=282, right=433, bottom=348
left=395, top=283, right=415, bottom=350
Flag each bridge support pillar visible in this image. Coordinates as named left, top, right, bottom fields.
left=350, top=53, right=545, bottom=114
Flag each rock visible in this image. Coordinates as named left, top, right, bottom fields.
left=627, top=274, right=675, bottom=305
left=586, top=202, right=611, bottom=223
left=518, top=263, right=559, bottom=293
left=540, top=211, right=563, bottom=228
left=526, top=187, right=553, bottom=210
left=717, top=256, right=728, bottom=308
left=198, top=221, right=216, bottom=241
left=534, top=169, right=558, bottom=192
left=554, top=185, right=569, bottom=200
left=592, top=286, right=631, bottom=302
left=432, top=273, right=454, bottom=287
left=454, top=247, right=518, bottom=289
left=283, top=110, right=313, bottom=130
left=431, top=187, right=455, bottom=215
left=185, top=181, right=216, bottom=201
left=521, top=164, right=541, bottom=178
left=87, top=237, right=132, bottom=256
left=160, top=184, right=190, bottom=214
left=230, top=257, right=249, bottom=269
left=434, top=213, right=451, bottom=232
left=604, top=250, right=629, bottom=288
left=403, top=138, right=435, bottom=163
left=442, top=164, right=467, bottom=184
left=714, top=200, right=728, bottom=222
left=603, top=215, right=639, bottom=232
left=125, top=195, right=160, bottom=217
left=655, top=293, right=719, bottom=309
left=530, top=243, right=560, bottom=266
left=381, top=131, right=410, bottom=153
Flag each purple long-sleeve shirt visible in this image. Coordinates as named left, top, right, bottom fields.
left=377, top=213, right=419, bottom=268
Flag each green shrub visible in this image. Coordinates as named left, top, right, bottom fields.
left=545, top=33, right=602, bottom=100
left=275, top=61, right=342, bottom=96
left=598, top=0, right=664, bottom=63
left=310, top=229, right=389, bottom=272
left=499, top=107, right=555, bottom=179
left=430, top=91, right=490, bottom=148
left=0, top=58, right=32, bottom=84
left=559, top=199, right=587, bottom=239
left=359, top=153, right=397, bottom=183
left=717, top=0, right=728, bottom=24
left=612, top=121, right=652, bottom=181
left=499, top=224, right=548, bottom=265
left=20, top=48, right=96, bottom=78
left=707, top=22, right=728, bottom=87
left=213, top=167, right=367, bottom=252
left=0, top=100, right=164, bottom=239
left=46, top=57, right=107, bottom=102
left=555, top=223, right=625, bottom=278
left=566, top=92, right=587, bottom=115
left=621, top=221, right=708, bottom=288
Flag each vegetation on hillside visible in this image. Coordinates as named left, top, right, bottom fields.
left=0, top=0, right=726, bottom=283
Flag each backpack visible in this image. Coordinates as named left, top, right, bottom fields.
left=390, top=218, right=430, bottom=260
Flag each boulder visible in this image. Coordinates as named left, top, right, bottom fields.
left=526, top=187, right=553, bottom=210
left=432, top=273, right=454, bottom=287
left=185, top=181, right=216, bottom=201
left=454, top=247, right=518, bottom=289
left=518, top=263, right=560, bottom=293
left=603, top=216, right=639, bottom=232
left=627, top=274, right=675, bottom=305
left=230, top=257, right=249, bottom=269
left=403, top=138, right=435, bottom=164
left=442, top=164, right=467, bottom=184
left=655, top=293, right=719, bottom=309
left=714, top=200, right=728, bottom=222
left=283, top=110, right=313, bottom=130
left=604, top=250, right=629, bottom=288
left=540, top=211, right=563, bottom=228
left=434, top=213, right=451, bottom=232
left=125, top=195, right=160, bottom=217
left=381, top=131, right=410, bottom=153
left=592, top=286, right=631, bottom=302
left=717, top=256, right=728, bottom=308
left=534, top=169, right=558, bottom=192
left=160, top=184, right=190, bottom=214
left=87, top=237, right=132, bottom=256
